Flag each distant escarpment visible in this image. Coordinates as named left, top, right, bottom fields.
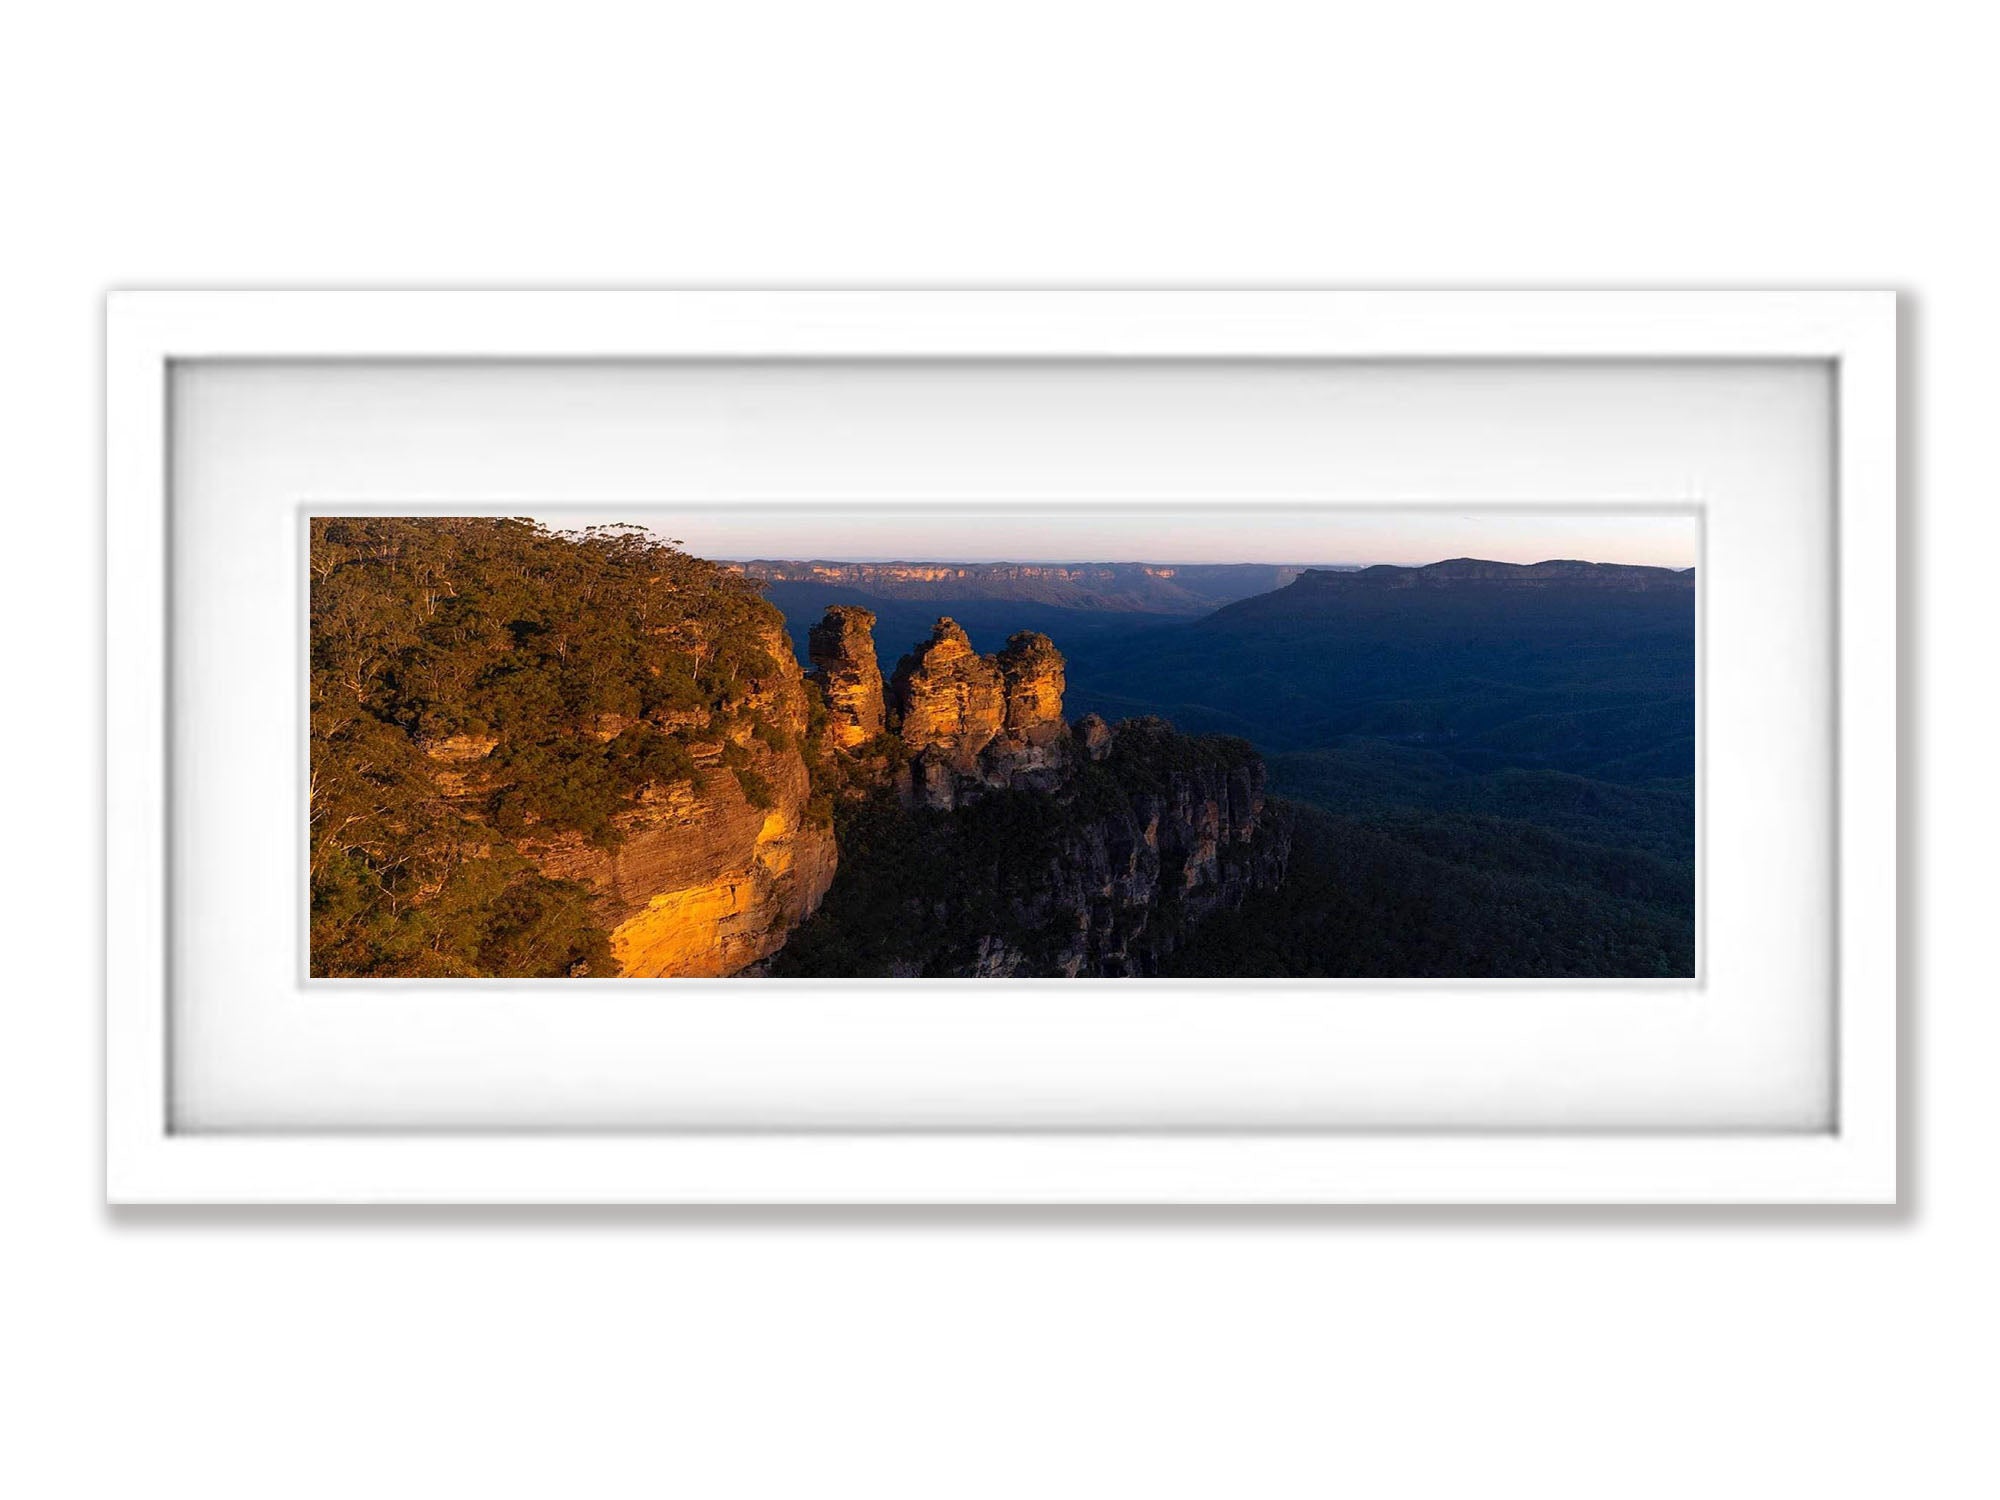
left=773, top=610, right=1289, bottom=977
left=310, top=518, right=834, bottom=978
left=725, top=559, right=1319, bottom=614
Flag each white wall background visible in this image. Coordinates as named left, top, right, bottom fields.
left=0, top=4, right=1984, bottom=1497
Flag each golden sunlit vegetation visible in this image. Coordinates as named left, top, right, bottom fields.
left=309, top=517, right=793, bottom=976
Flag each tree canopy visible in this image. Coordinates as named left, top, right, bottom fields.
left=308, top=517, right=790, bottom=977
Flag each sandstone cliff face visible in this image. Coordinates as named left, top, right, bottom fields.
left=888, top=619, right=1069, bottom=810
left=952, top=718, right=1288, bottom=978
left=890, top=618, right=1004, bottom=760
left=312, top=518, right=845, bottom=980
left=454, top=614, right=837, bottom=978
left=994, top=631, right=1066, bottom=750
left=806, top=605, right=886, bottom=749
left=604, top=615, right=835, bottom=977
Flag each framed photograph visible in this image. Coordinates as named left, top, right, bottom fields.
left=106, top=290, right=1896, bottom=1203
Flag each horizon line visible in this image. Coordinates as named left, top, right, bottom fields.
left=705, top=553, right=1697, bottom=571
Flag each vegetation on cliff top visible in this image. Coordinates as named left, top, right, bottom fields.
left=310, top=517, right=795, bottom=977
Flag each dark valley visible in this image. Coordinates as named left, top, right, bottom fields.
left=757, top=554, right=1698, bottom=979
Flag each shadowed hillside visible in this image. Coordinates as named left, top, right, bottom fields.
left=1065, top=560, right=1697, bottom=774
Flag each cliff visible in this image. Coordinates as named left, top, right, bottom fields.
left=991, top=630, right=1069, bottom=779
left=806, top=605, right=886, bottom=749
left=889, top=617, right=1006, bottom=780
left=888, top=619, right=1069, bottom=809
left=516, top=613, right=836, bottom=978
left=773, top=610, right=1289, bottom=977
left=960, top=716, right=1288, bottom=977
left=309, top=518, right=836, bottom=979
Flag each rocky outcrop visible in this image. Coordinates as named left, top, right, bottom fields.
left=995, top=631, right=1066, bottom=743
left=483, top=614, right=837, bottom=978
left=528, top=746, right=834, bottom=978
left=980, top=630, right=1068, bottom=792
left=965, top=717, right=1287, bottom=977
left=889, top=618, right=1002, bottom=754
left=889, top=618, right=1004, bottom=808
left=882, top=617, right=1071, bottom=810
left=1074, top=712, right=1113, bottom=762
left=775, top=608, right=1291, bottom=976
left=806, top=605, right=886, bottom=748
left=773, top=708, right=1289, bottom=979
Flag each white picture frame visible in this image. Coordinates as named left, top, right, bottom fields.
left=106, top=290, right=1896, bottom=1204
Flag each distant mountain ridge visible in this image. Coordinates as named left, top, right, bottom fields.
left=1057, top=555, right=1695, bottom=765
left=723, top=559, right=1343, bottom=614
left=1202, top=558, right=1694, bottom=630
left=1300, top=557, right=1693, bottom=590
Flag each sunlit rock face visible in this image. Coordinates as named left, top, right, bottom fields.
left=602, top=759, right=837, bottom=978
left=890, top=618, right=1005, bottom=764
left=888, top=618, right=1007, bottom=808
left=519, top=617, right=836, bottom=977
left=995, top=631, right=1065, bottom=737
left=983, top=630, right=1068, bottom=789
left=806, top=605, right=886, bottom=749
left=885, top=618, right=1073, bottom=810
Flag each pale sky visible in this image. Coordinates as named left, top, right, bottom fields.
left=536, top=505, right=1699, bottom=569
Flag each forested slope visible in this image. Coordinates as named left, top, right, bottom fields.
left=309, top=518, right=834, bottom=977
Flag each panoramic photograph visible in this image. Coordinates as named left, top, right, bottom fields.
left=308, top=507, right=1698, bottom=980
